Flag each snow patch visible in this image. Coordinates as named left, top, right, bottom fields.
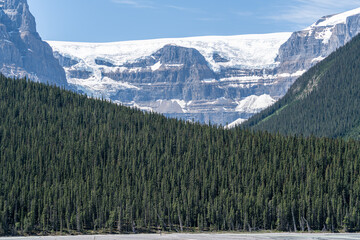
left=235, top=94, right=276, bottom=113
left=171, top=99, right=187, bottom=110
left=68, top=76, right=139, bottom=99
left=315, top=27, right=333, bottom=44
left=150, top=61, right=161, bottom=71
left=312, top=56, right=325, bottom=63
left=277, top=70, right=307, bottom=78
left=201, top=79, right=217, bottom=83
left=225, top=118, right=247, bottom=129
left=128, top=102, right=154, bottom=112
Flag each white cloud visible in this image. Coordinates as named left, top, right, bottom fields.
left=111, top=1, right=203, bottom=13
left=111, top=0, right=155, bottom=9
left=267, top=0, right=360, bottom=27
left=235, top=11, right=253, bottom=17
left=167, top=5, right=188, bottom=11
left=166, top=5, right=203, bottom=13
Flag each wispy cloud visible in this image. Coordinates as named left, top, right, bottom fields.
left=167, top=5, right=188, bottom=11
left=111, top=1, right=203, bottom=13
left=165, top=5, right=204, bottom=14
left=111, top=0, right=156, bottom=9
left=197, top=17, right=223, bottom=22
left=235, top=11, right=253, bottom=17
left=266, top=0, right=360, bottom=26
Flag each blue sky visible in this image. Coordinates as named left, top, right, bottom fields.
left=27, top=0, right=360, bottom=42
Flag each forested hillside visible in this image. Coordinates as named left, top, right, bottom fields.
left=242, top=33, right=360, bottom=139
left=1, top=76, right=360, bottom=235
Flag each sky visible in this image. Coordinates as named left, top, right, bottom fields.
left=27, top=0, right=360, bottom=43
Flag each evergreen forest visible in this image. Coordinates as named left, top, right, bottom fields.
left=1, top=75, right=360, bottom=235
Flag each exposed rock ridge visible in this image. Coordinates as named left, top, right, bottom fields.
left=0, top=0, right=67, bottom=86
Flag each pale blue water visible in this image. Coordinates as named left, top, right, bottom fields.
left=1, top=233, right=360, bottom=240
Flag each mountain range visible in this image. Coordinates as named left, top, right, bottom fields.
left=48, top=8, right=360, bottom=126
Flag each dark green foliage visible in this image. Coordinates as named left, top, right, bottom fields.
left=1, top=75, right=360, bottom=235
left=243, top=33, right=360, bottom=139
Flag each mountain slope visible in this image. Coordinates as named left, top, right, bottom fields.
left=48, top=7, right=360, bottom=125
left=1, top=75, right=360, bottom=235
left=0, top=0, right=67, bottom=86
left=243, top=33, right=360, bottom=139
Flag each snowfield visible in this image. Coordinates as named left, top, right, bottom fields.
left=2, top=233, right=360, bottom=240
left=48, top=32, right=292, bottom=73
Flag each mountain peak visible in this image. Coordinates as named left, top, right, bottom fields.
left=0, top=0, right=36, bottom=33
left=306, top=7, right=360, bottom=29
left=3, top=0, right=27, bottom=8
left=0, top=0, right=67, bottom=86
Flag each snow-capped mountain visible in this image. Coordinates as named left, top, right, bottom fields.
left=277, top=7, right=360, bottom=77
left=48, top=7, right=360, bottom=126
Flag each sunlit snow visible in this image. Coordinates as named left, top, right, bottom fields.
left=235, top=94, right=276, bottom=113
left=305, top=7, right=360, bottom=44
left=225, top=118, right=247, bottom=129
left=310, top=7, right=360, bottom=28
left=48, top=32, right=292, bottom=73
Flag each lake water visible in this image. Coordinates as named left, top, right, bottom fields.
left=1, top=233, right=360, bottom=240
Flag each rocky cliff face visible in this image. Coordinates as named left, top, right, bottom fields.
left=48, top=8, right=360, bottom=126
left=0, top=0, right=67, bottom=86
left=278, top=11, right=360, bottom=74
left=102, top=45, right=218, bottom=101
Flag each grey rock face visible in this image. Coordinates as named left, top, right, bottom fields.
left=54, top=52, right=79, bottom=68
left=103, top=45, right=219, bottom=101
left=69, top=70, right=92, bottom=79
left=213, top=53, right=229, bottom=63
left=95, top=58, right=115, bottom=67
left=277, top=13, right=360, bottom=75
left=0, top=0, right=67, bottom=86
